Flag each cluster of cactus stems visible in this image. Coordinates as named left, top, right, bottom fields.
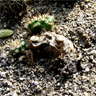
left=28, top=16, right=54, bottom=33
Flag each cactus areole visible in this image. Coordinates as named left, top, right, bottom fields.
left=28, top=16, right=54, bottom=33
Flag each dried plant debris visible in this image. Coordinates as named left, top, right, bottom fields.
left=30, top=32, right=79, bottom=59
left=29, top=32, right=82, bottom=74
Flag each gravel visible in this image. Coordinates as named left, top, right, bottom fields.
left=0, top=0, right=96, bottom=96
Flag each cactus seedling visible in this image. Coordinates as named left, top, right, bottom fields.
left=14, top=40, right=26, bottom=53
left=28, top=16, right=54, bottom=34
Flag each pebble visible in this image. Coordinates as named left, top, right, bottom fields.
left=85, top=67, right=90, bottom=72
left=4, top=91, right=18, bottom=96
left=0, top=72, right=6, bottom=78
left=19, top=32, right=28, bottom=38
left=89, top=50, right=96, bottom=54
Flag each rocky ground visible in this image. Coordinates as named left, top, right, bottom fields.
left=0, top=0, right=96, bottom=96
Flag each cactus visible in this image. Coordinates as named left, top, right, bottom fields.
left=28, top=16, right=54, bottom=33
left=14, top=40, right=26, bottom=53
left=0, top=0, right=28, bottom=12
left=0, top=29, right=14, bottom=38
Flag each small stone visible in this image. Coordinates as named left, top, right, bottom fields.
left=84, top=0, right=90, bottom=3
left=19, top=77, right=25, bottom=81
left=4, top=91, right=18, bottom=96
left=0, top=72, right=6, bottom=78
left=84, top=92, right=88, bottom=96
left=89, top=50, right=96, bottom=55
left=85, top=67, right=90, bottom=72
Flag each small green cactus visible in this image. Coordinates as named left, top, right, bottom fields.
left=14, top=40, right=26, bottom=53
left=28, top=16, right=54, bottom=33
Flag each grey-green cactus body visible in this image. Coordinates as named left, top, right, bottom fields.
left=0, top=29, right=14, bottom=38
